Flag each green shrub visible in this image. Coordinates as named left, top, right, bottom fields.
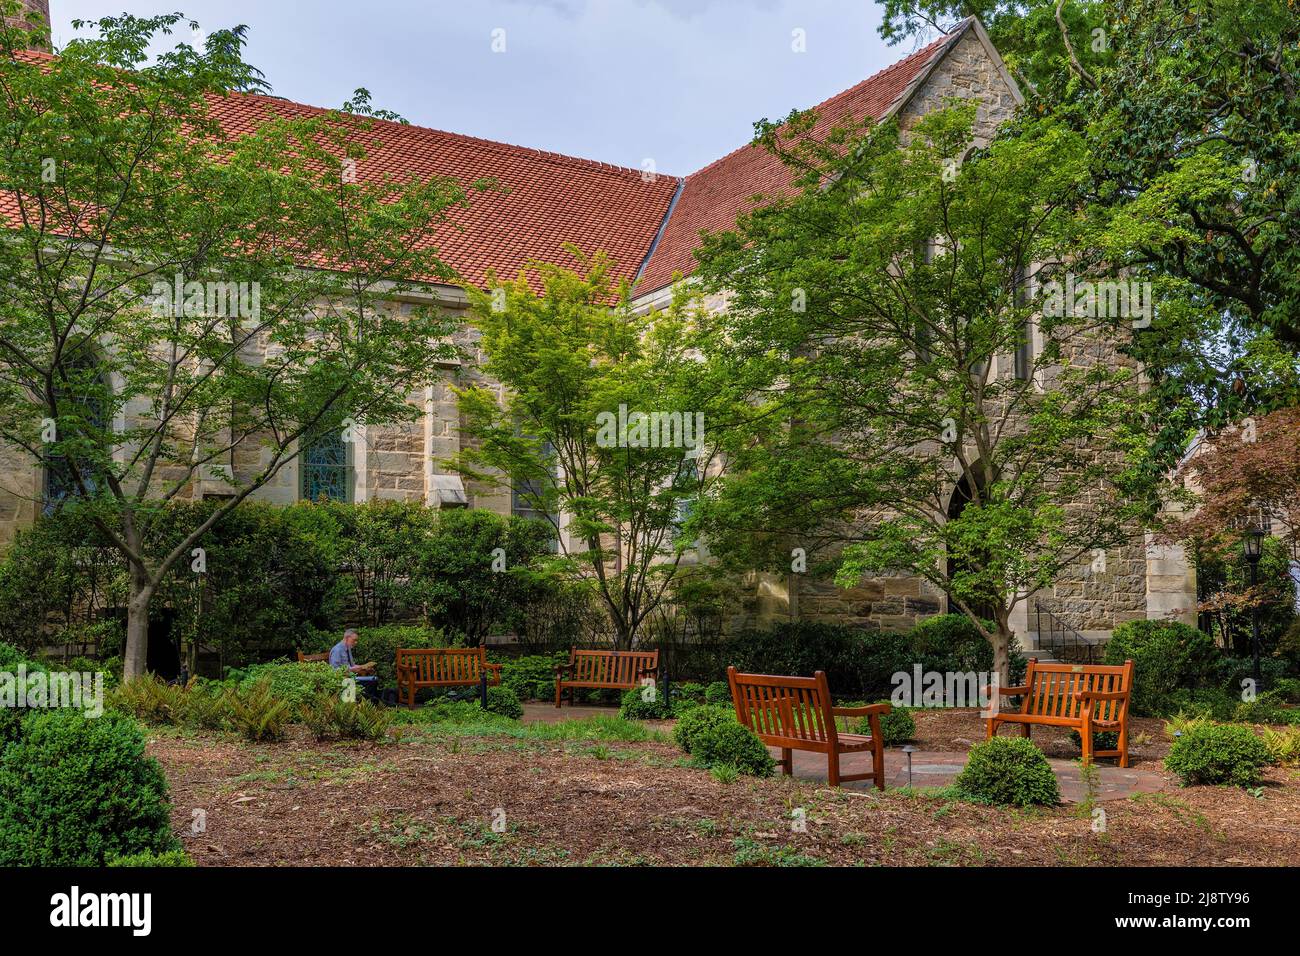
left=908, top=614, right=1026, bottom=683
left=239, top=661, right=344, bottom=708
left=495, top=653, right=565, bottom=701
left=672, top=704, right=737, bottom=755
left=619, top=685, right=672, bottom=720
left=485, top=685, right=523, bottom=719
left=0, top=710, right=180, bottom=865
left=703, top=681, right=731, bottom=706
left=675, top=682, right=707, bottom=703
left=1068, top=729, right=1121, bottom=752
left=850, top=704, right=915, bottom=745
left=1273, top=677, right=1300, bottom=704
left=954, top=737, right=1060, bottom=806
left=1233, top=690, right=1297, bottom=725
left=108, top=849, right=195, bottom=867
left=227, top=679, right=293, bottom=742
left=1165, top=723, right=1274, bottom=787
left=690, top=721, right=775, bottom=777
left=1165, top=687, right=1240, bottom=721
left=0, top=640, right=44, bottom=672
left=670, top=697, right=701, bottom=718
left=1104, top=620, right=1223, bottom=716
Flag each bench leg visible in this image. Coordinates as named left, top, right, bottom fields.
left=1080, top=723, right=1093, bottom=765
left=554, top=682, right=563, bottom=709
left=827, top=750, right=840, bottom=788
left=1022, top=723, right=1031, bottom=740
left=874, top=738, right=886, bottom=791
left=986, top=718, right=997, bottom=740
left=780, top=748, right=792, bottom=776
left=1118, top=723, right=1129, bottom=768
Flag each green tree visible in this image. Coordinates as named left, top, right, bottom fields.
left=692, top=104, right=1162, bottom=679
left=0, top=12, right=472, bottom=677
left=453, top=248, right=740, bottom=648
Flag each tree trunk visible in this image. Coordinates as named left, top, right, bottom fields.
left=992, top=624, right=1012, bottom=684
left=123, top=570, right=154, bottom=680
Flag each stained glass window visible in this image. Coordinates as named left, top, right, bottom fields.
left=300, top=430, right=352, bottom=502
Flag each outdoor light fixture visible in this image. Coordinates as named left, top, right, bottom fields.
left=1242, top=526, right=1267, bottom=688
left=902, top=745, right=916, bottom=789
left=1243, top=526, right=1266, bottom=564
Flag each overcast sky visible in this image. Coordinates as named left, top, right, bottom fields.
left=49, top=1, right=936, bottom=176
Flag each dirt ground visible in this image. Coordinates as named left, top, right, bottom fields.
left=151, top=709, right=1300, bottom=867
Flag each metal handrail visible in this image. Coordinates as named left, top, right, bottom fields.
left=1033, top=601, right=1098, bottom=664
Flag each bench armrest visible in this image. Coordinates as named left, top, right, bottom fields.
left=555, top=662, right=575, bottom=677
left=989, top=684, right=1029, bottom=696
left=484, top=662, right=503, bottom=673
left=1074, top=690, right=1128, bottom=701
left=832, top=703, right=891, bottom=718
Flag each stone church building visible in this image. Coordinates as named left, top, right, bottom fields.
left=0, top=3, right=1198, bottom=653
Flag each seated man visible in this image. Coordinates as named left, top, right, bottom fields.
left=328, top=628, right=379, bottom=701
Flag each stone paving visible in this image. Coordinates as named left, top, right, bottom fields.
left=783, top=747, right=1164, bottom=802
left=521, top=703, right=1166, bottom=803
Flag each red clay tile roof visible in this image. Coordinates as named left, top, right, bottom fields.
left=4, top=51, right=678, bottom=292
left=208, top=91, right=682, bottom=291
left=7, top=29, right=965, bottom=297
left=634, top=30, right=961, bottom=296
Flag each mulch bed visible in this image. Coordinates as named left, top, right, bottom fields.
left=151, top=710, right=1300, bottom=867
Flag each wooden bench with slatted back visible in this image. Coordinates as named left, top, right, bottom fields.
left=554, top=649, right=659, bottom=707
left=297, top=651, right=330, bottom=663
left=395, top=647, right=501, bottom=706
left=726, top=666, right=891, bottom=789
left=987, top=658, right=1135, bottom=766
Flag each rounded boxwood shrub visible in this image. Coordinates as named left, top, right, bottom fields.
left=954, top=737, right=1060, bottom=807
left=1104, top=620, right=1222, bottom=717
left=484, top=685, right=523, bottom=720
left=0, top=710, right=180, bottom=865
left=673, top=704, right=737, bottom=755
left=690, top=721, right=775, bottom=777
left=1165, top=723, right=1275, bottom=788
left=853, top=704, right=915, bottom=745
left=619, top=686, right=672, bottom=720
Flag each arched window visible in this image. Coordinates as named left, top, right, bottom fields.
left=300, top=429, right=353, bottom=502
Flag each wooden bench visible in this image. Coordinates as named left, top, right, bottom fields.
left=395, top=647, right=501, bottom=707
left=726, top=667, right=891, bottom=789
left=987, top=658, right=1135, bottom=766
left=554, top=649, right=659, bottom=707
left=297, top=650, right=330, bottom=663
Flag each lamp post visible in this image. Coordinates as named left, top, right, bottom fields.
left=1242, top=527, right=1265, bottom=690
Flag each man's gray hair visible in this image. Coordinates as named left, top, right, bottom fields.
left=343, top=628, right=360, bottom=639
